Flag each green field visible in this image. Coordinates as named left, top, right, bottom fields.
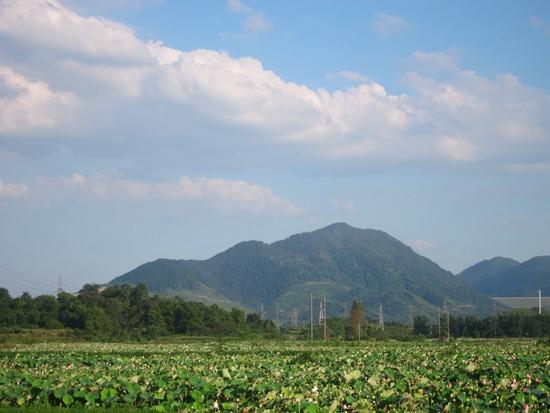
left=1, top=340, right=549, bottom=412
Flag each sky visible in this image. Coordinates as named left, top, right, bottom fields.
left=0, top=0, right=549, bottom=296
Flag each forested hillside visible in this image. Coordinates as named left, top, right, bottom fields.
left=111, top=223, right=496, bottom=321
left=459, top=256, right=550, bottom=296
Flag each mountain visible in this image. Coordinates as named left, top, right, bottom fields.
left=109, top=223, right=496, bottom=321
left=458, top=257, right=520, bottom=288
left=459, top=256, right=550, bottom=297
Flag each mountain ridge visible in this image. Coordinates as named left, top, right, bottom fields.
left=459, top=256, right=550, bottom=297
left=110, top=223, right=496, bottom=321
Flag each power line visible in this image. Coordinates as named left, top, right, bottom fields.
left=0, top=265, right=80, bottom=290
left=0, top=274, right=49, bottom=295
left=0, top=268, right=57, bottom=290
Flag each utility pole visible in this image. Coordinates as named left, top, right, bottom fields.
left=438, top=307, right=441, bottom=340
left=539, top=289, right=542, bottom=315
left=344, top=302, right=347, bottom=318
left=378, top=304, right=384, bottom=331
left=276, top=301, right=280, bottom=330
left=409, top=305, right=414, bottom=332
left=323, top=293, right=327, bottom=341
left=309, top=293, right=313, bottom=342
left=445, top=303, right=450, bottom=340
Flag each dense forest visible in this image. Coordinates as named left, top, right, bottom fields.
left=0, top=284, right=276, bottom=340
left=0, top=284, right=548, bottom=341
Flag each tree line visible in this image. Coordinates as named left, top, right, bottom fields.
left=323, top=301, right=549, bottom=340
left=0, top=284, right=276, bottom=340
left=1, top=288, right=548, bottom=341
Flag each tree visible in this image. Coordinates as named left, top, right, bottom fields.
left=413, top=315, right=430, bottom=336
left=0, top=288, right=12, bottom=327
left=350, top=300, right=364, bottom=340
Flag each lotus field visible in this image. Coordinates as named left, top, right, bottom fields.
left=1, top=340, right=549, bottom=412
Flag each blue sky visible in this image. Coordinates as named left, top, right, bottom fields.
left=0, top=0, right=549, bottom=296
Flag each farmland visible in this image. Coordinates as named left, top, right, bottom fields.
left=1, top=340, right=549, bottom=412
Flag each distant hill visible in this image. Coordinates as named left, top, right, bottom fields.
left=458, top=256, right=550, bottom=297
left=458, top=257, right=519, bottom=288
left=110, top=223, right=496, bottom=321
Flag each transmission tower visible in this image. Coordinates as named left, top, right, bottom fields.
left=57, top=275, right=63, bottom=294
left=319, top=299, right=324, bottom=325
left=378, top=304, right=384, bottom=331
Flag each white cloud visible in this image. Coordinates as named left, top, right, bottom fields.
left=531, top=16, right=550, bottom=37
left=0, top=67, right=77, bottom=133
left=372, top=12, right=409, bottom=36
left=0, top=0, right=548, bottom=169
left=32, top=173, right=302, bottom=215
left=227, top=0, right=272, bottom=34
left=0, top=0, right=152, bottom=64
left=0, top=178, right=28, bottom=198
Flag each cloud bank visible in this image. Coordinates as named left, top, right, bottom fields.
left=0, top=0, right=548, bottom=170
left=7, top=173, right=302, bottom=215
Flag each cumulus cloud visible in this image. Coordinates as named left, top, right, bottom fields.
left=0, top=178, right=28, bottom=198
left=0, top=66, right=77, bottom=133
left=31, top=173, right=303, bottom=215
left=372, top=12, right=409, bottom=36
left=0, top=0, right=151, bottom=64
left=0, top=0, right=548, bottom=169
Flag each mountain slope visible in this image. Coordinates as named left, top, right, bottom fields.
left=110, top=223, right=495, bottom=321
left=465, top=256, right=550, bottom=297
left=458, top=257, right=520, bottom=288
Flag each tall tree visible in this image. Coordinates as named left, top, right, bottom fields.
left=350, top=300, right=365, bottom=340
